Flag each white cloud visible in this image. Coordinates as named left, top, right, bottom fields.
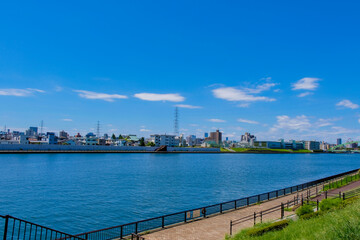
left=315, top=118, right=341, bottom=127
left=0, top=88, right=45, bottom=97
left=297, top=92, right=313, bottom=98
left=237, top=103, right=250, bottom=108
left=336, top=100, right=359, bottom=109
left=134, top=93, right=185, bottom=102
left=244, top=83, right=278, bottom=94
left=212, top=87, right=276, bottom=102
left=175, top=104, right=202, bottom=109
left=62, top=119, right=73, bottom=122
left=189, top=124, right=199, bottom=127
left=74, top=90, right=128, bottom=102
left=271, top=115, right=312, bottom=132
left=292, top=77, right=321, bottom=91
left=208, top=119, right=226, bottom=123
left=140, top=128, right=151, bottom=132
left=358, top=119, right=360, bottom=124
left=237, top=118, right=259, bottom=124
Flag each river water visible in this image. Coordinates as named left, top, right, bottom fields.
left=0, top=153, right=359, bottom=234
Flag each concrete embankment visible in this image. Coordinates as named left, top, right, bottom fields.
left=0, top=144, right=220, bottom=153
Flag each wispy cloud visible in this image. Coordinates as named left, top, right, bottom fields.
left=208, top=119, right=226, bottom=123
left=74, top=90, right=128, bottom=102
left=297, top=92, right=313, bottom=98
left=62, top=118, right=73, bottom=122
left=237, top=118, right=259, bottom=124
left=140, top=128, right=151, bottom=132
left=270, top=115, right=312, bottom=132
left=237, top=103, right=250, bottom=108
left=244, top=83, right=278, bottom=94
left=292, top=77, right=321, bottom=91
left=134, top=93, right=185, bottom=102
left=0, top=88, right=45, bottom=97
left=175, top=104, right=202, bottom=109
left=212, top=87, right=276, bottom=102
left=336, top=99, right=359, bottom=109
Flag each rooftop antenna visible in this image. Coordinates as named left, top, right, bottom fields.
left=174, top=107, right=179, bottom=136
left=96, top=121, right=100, bottom=137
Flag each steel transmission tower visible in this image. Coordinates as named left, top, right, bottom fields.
left=174, top=107, right=179, bottom=136
left=96, top=121, right=101, bottom=137
left=40, top=120, right=44, bottom=135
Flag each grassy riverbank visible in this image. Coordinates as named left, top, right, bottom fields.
left=226, top=197, right=360, bottom=240
left=225, top=148, right=312, bottom=153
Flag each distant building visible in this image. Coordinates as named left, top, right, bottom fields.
left=25, top=127, right=38, bottom=137
left=46, top=132, right=58, bottom=145
left=59, top=130, right=69, bottom=140
left=204, top=133, right=209, bottom=138
left=253, top=140, right=304, bottom=150
left=304, top=141, right=320, bottom=151
left=241, top=132, right=256, bottom=143
left=337, top=138, right=342, bottom=145
left=150, top=134, right=180, bottom=147
left=205, top=130, right=222, bottom=145
left=186, top=135, right=196, bottom=146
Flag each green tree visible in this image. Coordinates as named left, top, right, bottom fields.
left=146, top=142, right=155, bottom=147
left=111, top=134, right=116, bottom=140
left=118, top=134, right=123, bottom=139
left=139, top=137, right=145, bottom=146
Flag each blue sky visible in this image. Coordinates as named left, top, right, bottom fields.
left=0, top=0, right=359, bottom=143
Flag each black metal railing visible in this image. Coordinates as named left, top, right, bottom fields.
left=0, top=215, right=85, bottom=240
left=230, top=186, right=360, bottom=236
left=74, top=168, right=360, bottom=240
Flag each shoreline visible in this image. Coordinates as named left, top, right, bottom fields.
left=0, top=150, right=334, bottom=154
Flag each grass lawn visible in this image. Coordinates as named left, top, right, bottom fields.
left=230, top=148, right=312, bottom=153
left=226, top=197, right=360, bottom=240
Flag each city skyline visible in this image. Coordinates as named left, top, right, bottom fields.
left=1, top=1, right=360, bottom=142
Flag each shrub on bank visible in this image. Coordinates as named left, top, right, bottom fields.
left=319, top=198, right=343, bottom=211
left=295, top=204, right=314, bottom=217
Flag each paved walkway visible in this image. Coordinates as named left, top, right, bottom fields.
left=312, top=179, right=360, bottom=201
left=144, top=187, right=316, bottom=240
left=144, top=179, right=360, bottom=240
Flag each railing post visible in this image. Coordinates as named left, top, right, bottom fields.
left=339, top=191, right=341, bottom=199
left=268, top=192, right=270, bottom=200
left=276, top=191, right=278, bottom=198
left=3, top=215, right=9, bottom=240
left=247, top=197, right=249, bottom=206
left=281, top=203, right=284, bottom=219
left=184, top=212, right=187, bottom=223
left=85, top=233, right=88, bottom=239
left=220, top=203, right=223, bottom=213
left=258, top=195, right=260, bottom=203
left=162, top=216, right=165, bottom=228
left=234, top=200, right=237, bottom=209
left=230, top=220, right=232, bottom=236
left=325, top=191, right=328, bottom=199
left=343, top=193, right=345, bottom=200
left=260, top=211, right=263, bottom=223
left=317, top=200, right=319, bottom=211
left=253, top=212, right=256, bottom=225
left=120, top=226, right=123, bottom=239
left=135, top=222, right=138, bottom=234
